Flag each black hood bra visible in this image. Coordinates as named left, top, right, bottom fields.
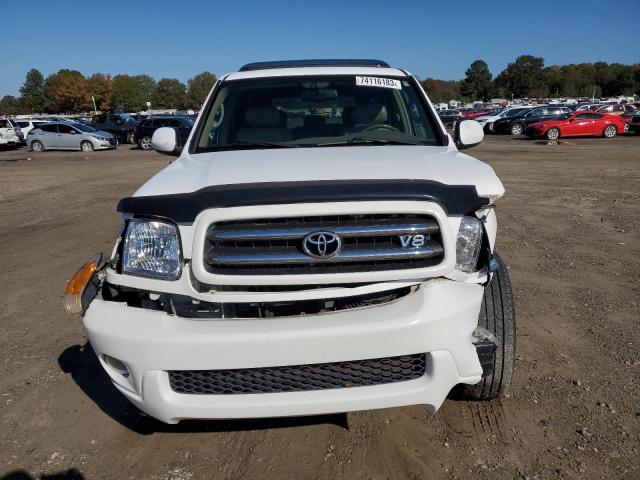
left=117, top=179, right=489, bottom=223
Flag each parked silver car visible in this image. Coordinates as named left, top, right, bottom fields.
left=27, top=122, right=117, bottom=152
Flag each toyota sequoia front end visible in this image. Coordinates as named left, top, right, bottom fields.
left=66, top=60, right=516, bottom=424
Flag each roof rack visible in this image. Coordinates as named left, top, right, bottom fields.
left=239, top=59, right=390, bottom=72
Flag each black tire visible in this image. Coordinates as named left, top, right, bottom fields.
left=546, top=127, right=560, bottom=140
left=139, top=136, right=152, bottom=150
left=454, top=254, right=516, bottom=400
left=31, top=140, right=44, bottom=152
left=603, top=124, right=617, bottom=138
left=510, top=123, right=524, bottom=135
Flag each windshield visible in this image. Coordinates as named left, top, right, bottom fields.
left=72, top=123, right=97, bottom=132
left=196, top=75, right=442, bottom=151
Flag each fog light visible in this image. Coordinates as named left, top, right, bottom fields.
left=63, top=254, right=102, bottom=315
left=103, top=355, right=130, bottom=377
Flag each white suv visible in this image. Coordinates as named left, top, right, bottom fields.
left=66, top=60, right=515, bottom=424
left=0, top=117, right=20, bottom=147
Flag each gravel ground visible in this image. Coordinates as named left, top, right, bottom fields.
left=0, top=135, right=638, bottom=479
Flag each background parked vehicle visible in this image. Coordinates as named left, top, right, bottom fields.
left=15, top=119, right=49, bottom=141
left=627, top=113, right=640, bottom=134
left=494, top=106, right=571, bottom=135
left=8, top=118, right=24, bottom=144
left=595, top=105, right=635, bottom=115
left=476, top=107, right=533, bottom=132
left=133, top=116, right=193, bottom=151
left=0, top=117, right=20, bottom=147
left=526, top=112, right=626, bottom=140
left=91, top=113, right=139, bottom=143
left=437, top=109, right=462, bottom=126
left=27, top=122, right=117, bottom=152
left=575, top=104, right=603, bottom=112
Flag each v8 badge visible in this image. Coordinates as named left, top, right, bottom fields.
left=399, top=234, right=426, bottom=248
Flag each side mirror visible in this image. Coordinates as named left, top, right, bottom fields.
left=454, top=119, right=484, bottom=150
left=151, top=127, right=178, bottom=154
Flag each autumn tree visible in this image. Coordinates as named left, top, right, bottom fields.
left=460, top=60, right=492, bottom=101
left=87, top=73, right=113, bottom=111
left=43, top=69, right=90, bottom=113
left=153, top=78, right=187, bottom=109
left=187, top=71, right=216, bottom=108
left=0, top=96, right=26, bottom=116
left=19, top=68, right=45, bottom=113
left=421, top=78, right=461, bottom=104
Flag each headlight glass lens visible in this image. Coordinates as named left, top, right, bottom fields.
left=456, top=216, right=483, bottom=273
left=122, top=219, right=181, bottom=279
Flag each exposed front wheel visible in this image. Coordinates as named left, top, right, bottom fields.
left=546, top=127, right=560, bottom=140
left=139, top=136, right=152, bottom=150
left=452, top=254, right=516, bottom=401
left=81, top=140, right=94, bottom=152
left=31, top=140, right=44, bottom=152
left=603, top=125, right=617, bottom=138
left=510, top=123, right=524, bottom=135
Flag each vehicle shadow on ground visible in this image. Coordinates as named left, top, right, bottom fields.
left=1, top=469, right=83, bottom=479
left=58, top=343, right=349, bottom=435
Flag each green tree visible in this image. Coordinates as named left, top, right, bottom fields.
left=153, top=78, right=187, bottom=109
left=495, top=55, right=545, bottom=98
left=87, top=73, right=113, bottom=111
left=460, top=60, right=492, bottom=101
left=43, top=69, right=90, bottom=113
left=19, top=68, right=45, bottom=113
left=135, top=74, right=157, bottom=105
left=187, top=71, right=216, bottom=108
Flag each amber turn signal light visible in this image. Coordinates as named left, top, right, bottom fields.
left=63, top=254, right=102, bottom=315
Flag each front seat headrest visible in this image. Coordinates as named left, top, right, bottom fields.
left=352, top=104, right=388, bottom=125
left=244, top=106, right=283, bottom=127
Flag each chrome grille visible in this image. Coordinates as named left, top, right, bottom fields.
left=168, top=354, right=427, bottom=395
left=204, top=214, right=444, bottom=275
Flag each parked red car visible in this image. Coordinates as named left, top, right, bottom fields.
left=463, top=109, right=494, bottom=119
left=526, top=112, right=626, bottom=140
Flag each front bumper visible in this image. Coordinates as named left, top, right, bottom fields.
left=84, top=279, right=484, bottom=423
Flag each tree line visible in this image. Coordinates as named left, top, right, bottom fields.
left=423, top=55, right=639, bottom=103
left=1, top=56, right=639, bottom=115
left=0, top=69, right=217, bottom=115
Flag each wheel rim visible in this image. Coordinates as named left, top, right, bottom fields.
left=127, top=133, right=134, bottom=143
left=82, top=142, right=92, bottom=151
left=512, top=124, right=523, bottom=135
left=141, top=137, right=151, bottom=150
left=33, top=142, right=42, bottom=151
left=548, top=129, right=559, bottom=140
left=605, top=126, right=616, bottom=137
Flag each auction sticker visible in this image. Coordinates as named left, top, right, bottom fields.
left=356, top=76, right=402, bottom=89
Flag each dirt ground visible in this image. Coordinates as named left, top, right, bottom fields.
left=1, top=135, right=639, bottom=480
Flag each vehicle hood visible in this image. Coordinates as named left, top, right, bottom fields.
left=475, top=114, right=500, bottom=122
left=134, top=145, right=505, bottom=201
left=95, top=130, right=114, bottom=138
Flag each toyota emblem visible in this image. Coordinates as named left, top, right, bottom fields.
left=302, top=231, right=342, bottom=258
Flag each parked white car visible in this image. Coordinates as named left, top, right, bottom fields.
left=0, top=117, right=20, bottom=147
left=15, top=119, right=49, bottom=140
left=66, top=59, right=515, bottom=424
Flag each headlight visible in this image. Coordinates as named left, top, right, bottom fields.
left=92, top=135, right=108, bottom=141
left=122, top=219, right=182, bottom=279
left=456, top=216, right=483, bottom=273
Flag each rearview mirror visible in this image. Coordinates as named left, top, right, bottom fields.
left=454, top=119, right=484, bottom=150
left=151, top=127, right=178, bottom=154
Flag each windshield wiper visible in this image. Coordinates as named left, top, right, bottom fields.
left=204, top=140, right=296, bottom=151
left=314, top=137, right=424, bottom=147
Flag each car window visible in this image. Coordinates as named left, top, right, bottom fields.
left=589, top=113, right=604, bottom=119
left=575, top=113, right=591, bottom=120
left=58, top=124, right=77, bottom=134
left=17, top=121, right=29, bottom=128
left=41, top=124, right=58, bottom=133
left=197, top=74, right=441, bottom=151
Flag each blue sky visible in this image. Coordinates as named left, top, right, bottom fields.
left=1, top=0, right=638, bottom=96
